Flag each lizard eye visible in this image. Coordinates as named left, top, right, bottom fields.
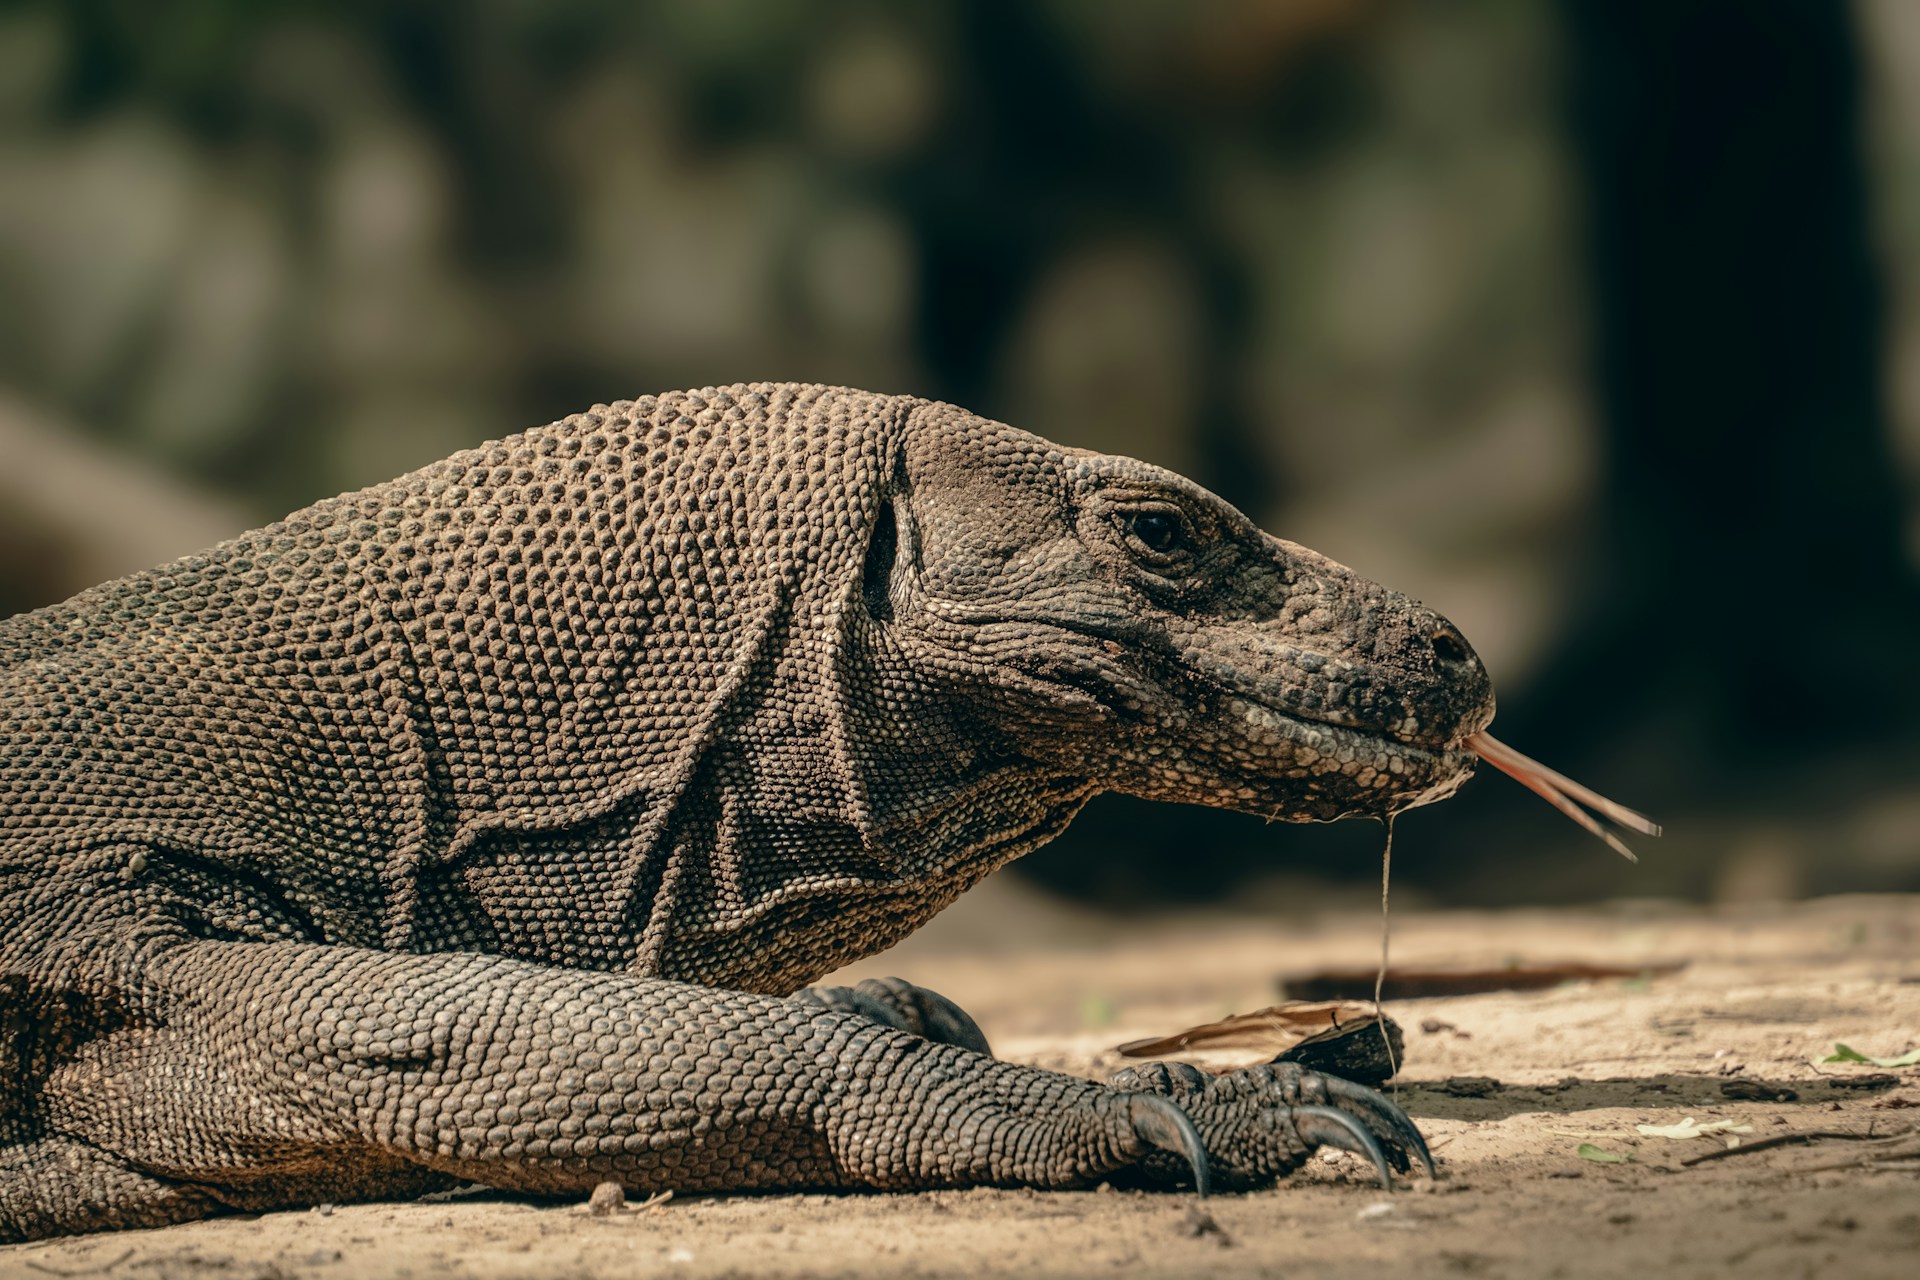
left=1125, top=510, right=1186, bottom=555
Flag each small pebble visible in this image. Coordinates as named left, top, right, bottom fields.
left=588, top=1181, right=625, bottom=1216
left=1179, top=1206, right=1233, bottom=1246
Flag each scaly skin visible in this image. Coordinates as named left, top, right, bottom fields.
left=0, top=384, right=1491, bottom=1241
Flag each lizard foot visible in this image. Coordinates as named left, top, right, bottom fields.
left=795, top=976, right=992, bottom=1055
left=1108, top=1061, right=1433, bottom=1193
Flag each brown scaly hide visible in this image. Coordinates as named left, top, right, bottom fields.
left=0, top=384, right=1480, bottom=1240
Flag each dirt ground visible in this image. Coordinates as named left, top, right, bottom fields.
left=6, top=885, right=1918, bottom=1280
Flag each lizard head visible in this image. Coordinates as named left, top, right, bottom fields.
left=873, top=404, right=1497, bottom=824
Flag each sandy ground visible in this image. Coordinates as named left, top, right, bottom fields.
left=6, top=886, right=1918, bottom=1280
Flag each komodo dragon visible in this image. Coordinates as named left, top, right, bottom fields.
left=0, top=383, right=1494, bottom=1241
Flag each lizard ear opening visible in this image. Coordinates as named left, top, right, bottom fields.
left=862, top=498, right=899, bottom=622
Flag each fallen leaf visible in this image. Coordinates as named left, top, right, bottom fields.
left=1577, top=1143, right=1631, bottom=1164
left=1115, top=1000, right=1404, bottom=1085
left=1823, top=1044, right=1920, bottom=1069
left=1635, top=1117, right=1754, bottom=1141
left=1116, top=1001, right=1384, bottom=1057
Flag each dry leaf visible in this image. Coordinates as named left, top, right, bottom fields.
left=1635, top=1117, right=1754, bottom=1141
left=1115, top=1001, right=1380, bottom=1057
left=1823, top=1043, right=1920, bottom=1069
left=1115, top=1000, right=1405, bottom=1085
left=1577, top=1143, right=1631, bottom=1164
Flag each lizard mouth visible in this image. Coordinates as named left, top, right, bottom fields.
left=1172, top=636, right=1494, bottom=755
left=922, top=611, right=1487, bottom=818
left=1211, top=690, right=1479, bottom=820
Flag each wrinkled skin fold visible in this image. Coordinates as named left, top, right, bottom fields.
left=0, top=385, right=1489, bottom=1240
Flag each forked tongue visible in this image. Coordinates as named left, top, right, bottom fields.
left=1462, top=731, right=1661, bottom=863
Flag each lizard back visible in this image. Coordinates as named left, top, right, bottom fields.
left=1, top=384, right=1066, bottom=995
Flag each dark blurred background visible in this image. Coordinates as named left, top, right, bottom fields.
left=1, top=0, right=1915, bottom=910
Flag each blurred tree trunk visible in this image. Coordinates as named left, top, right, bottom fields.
left=1529, top=0, right=1920, bottom=799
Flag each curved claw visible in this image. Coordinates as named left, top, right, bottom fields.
left=1319, top=1076, right=1435, bottom=1179
left=1292, top=1105, right=1395, bottom=1189
left=1127, top=1094, right=1212, bottom=1198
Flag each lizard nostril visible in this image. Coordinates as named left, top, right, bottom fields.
left=1430, top=625, right=1470, bottom=666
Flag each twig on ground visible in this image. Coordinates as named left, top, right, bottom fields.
left=22, top=1249, right=135, bottom=1277
left=1792, top=1137, right=1920, bottom=1174
left=1681, top=1126, right=1916, bottom=1168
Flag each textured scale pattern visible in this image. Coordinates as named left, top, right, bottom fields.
left=0, top=384, right=1490, bottom=1240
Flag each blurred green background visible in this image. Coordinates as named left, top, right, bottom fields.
left=2, top=0, right=1916, bottom=909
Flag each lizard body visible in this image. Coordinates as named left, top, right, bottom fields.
left=0, top=384, right=1492, bottom=1240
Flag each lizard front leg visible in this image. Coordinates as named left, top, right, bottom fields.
left=24, top=939, right=1208, bottom=1232
left=18, top=940, right=1427, bottom=1238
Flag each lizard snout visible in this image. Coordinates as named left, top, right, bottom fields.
left=1379, top=603, right=1496, bottom=746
